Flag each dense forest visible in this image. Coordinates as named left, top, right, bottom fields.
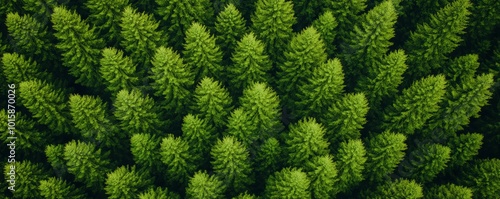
left=1, top=0, right=499, bottom=198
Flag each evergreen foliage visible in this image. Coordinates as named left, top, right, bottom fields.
left=368, top=179, right=423, bottom=199
left=305, top=155, right=338, bottom=198
left=45, top=144, right=67, bottom=178
left=334, top=139, right=367, bottom=194
left=105, top=166, right=153, bottom=199
left=6, top=13, right=53, bottom=61
left=459, top=159, right=500, bottom=199
left=182, top=114, right=216, bottom=160
left=130, top=133, right=161, bottom=170
left=186, top=171, right=226, bottom=199
left=285, top=117, right=329, bottom=167
left=444, top=54, right=479, bottom=85
left=191, top=77, right=233, bottom=128
left=2, top=52, right=51, bottom=87
left=20, top=0, right=58, bottom=24
left=446, top=133, right=483, bottom=168
left=311, top=11, right=338, bottom=57
left=425, top=183, right=473, bottom=199
left=4, top=161, right=48, bottom=199
left=215, top=3, right=247, bottom=59
left=225, top=108, right=259, bottom=149
left=39, top=177, right=86, bottom=199
left=365, top=131, right=407, bottom=182
left=99, top=47, right=139, bottom=94
left=85, top=0, right=128, bottom=45
left=137, top=187, right=180, bottom=199
left=63, top=140, right=110, bottom=189
left=254, top=137, right=283, bottom=178
left=325, top=0, right=367, bottom=42
left=0, top=111, right=44, bottom=156
left=160, top=135, right=197, bottom=185
left=113, top=89, right=162, bottom=136
left=264, top=167, right=311, bottom=199
left=399, top=144, right=451, bottom=183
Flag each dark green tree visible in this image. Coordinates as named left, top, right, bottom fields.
left=150, top=46, right=194, bottom=114
left=225, top=108, right=258, bottom=148
left=321, top=93, right=369, bottom=146
left=6, top=13, right=53, bottom=61
left=4, top=161, right=48, bottom=199
left=2, top=52, right=51, bottom=85
left=325, top=0, right=367, bottom=42
left=113, top=89, right=162, bottom=136
left=38, top=177, right=86, bottom=199
left=99, top=47, right=139, bottom=94
left=305, top=155, right=338, bottom=199
left=211, top=136, right=253, bottom=194
left=265, top=167, right=311, bottom=199
left=186, top=171, right=226, bottom=199
left=444, top=54, right=479, bottom=85
left=160, top=134, right=198, bottom=185
left=381, top=75, right=447, bottom=135
left=233, top=192, right=256, bottom=199
left=20, top=0, right=58, bottom=24
left=51, top=6, right=104, bottom=88
left=311, top=11, right=338, bottom=57
left=285, top=117, right=329, bottom=167
left=334, top=139, right=367, bottom=194
left=182, top=114, right=216, bottom=161
left=254, top=137, right=283, bottom=179
left=215, top=3, right=247, bottom=59
left=404, top=0, right=471, bottom=81
left=367, top=179, right=423, bottom=199
left=137, top=187, right=180, bottom=199
left=105, top=166, right=153, bottom=199
left=365, top=131, right=407, bottom=182
left=85, top=0, right=128, bottom=45
left=292, top=0, right=328, bottom=28
left=425, top=184, right=473, bottom=199
left=228, top=32, right=272, bottom=93
left=63, top=140, right=110, bottom=189
left=446, top=133, right=483, bottom=168
left=0, top=111, right=44, bottom=157
left=130, top=133, right=162, bottom=171
left=296, top=58, right=345, bottom=118
left=191, top=77, right=233, bottom=128
left=19, top=80, right=71, bottom=134
left=183, top=22, right=223, bottom=82
left=458, top=159, right=500, bottom=199
left=45, top=144, right=67, bottom=178
left=251, top=0, right=296, bottom=63
left=277, top=26, right=327, bottom=107
left=399, top=144, right=451, bottom=183
left=155, top=0, right=213, bottom=49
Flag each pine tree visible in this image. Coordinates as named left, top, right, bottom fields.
left=150, top=46, right=194, bottom=114
left=426, top=184, right=473, bottom=199
left=446, top=133, right=483, bottom=168
left=6, top=13, right=53, bottom=61
left=19, top=80, right=71, bottom=134
left=228, top=32, right=272, bottom=93
left=120, top=6, right=164, bottom=72
left=0, top=111, right=44, bottom=157
left=233, top=192, right=256, bottom=199
left=191, top=77, right=233, bottom=128
left=138, top=187, right=180, bottom=199
left=239, top=82, right=282, bottom=140
left=63, top=140, right=110, bottom=189
left=305, top=155, right=338, bottom=199
left=215, top=3, right=247, bottom=60
left=342, top=0, right=397, bottom=86
left=160, top=134, right=198, bottom=185
left=265, top=167, right=311, bottom=199
left=51, top=6, right=105, bottom=88
left=459, top=159, right=500, bottom=199
left=311, top=11, right=338, bottom=57
left=186, top=171, right=226, bottom=199
left=277, top=26, right=327, bottom=107
left=225, top=108, right=258, bottom=148
left=356, top=50, right=408, bottom=109
left=39, top=177, right=86, bottom=199
left=254, top=137, right=283, bottom=178
left=404, top=0, right=471, bottom=81
left=285, top=117, right=329, bottom=167
left=381, top=75, right=447, bottom=135
left=113, top=89, right=162, bottom=136
left=321, top=93, right=369, bottom=146
left=130, top=133, right=162, bottom=171
left=69, top=94, right=121, bottom=147
left=155, top=0, right=213, bottom=49
left=251, top=0, right=296, bottom=63
left=211, top=136, right=253, bottom=194
left=4, top=161, right=48, bottom=199
left=444, top=54, right=479, bottom=85
left=334, top=139, right=367, bottom=194
left=365, top=131, right=407, bottom=182
left=21, top=0, right=58, bottom=24
left=296, top=58, right=345, bottom=118
left=292, top=0, right=328, bottom=28
left=99, top=47, right=139, bottom=94
left=183, top=22, right=223, bottom=83
left=105, top=166, right=153, bottom=199
left=85, top=0, right=128, bottom=45
left=2, top=52, right=51, bottom=85
left=45, top=144, right=67, bottom=178
left=325, top=0, right=367, bottom=42
left=182, top=114, right=216, bottom=165
left=399, top=144, right=451, bottom=183
left=368, top=179, right=423, bottom=199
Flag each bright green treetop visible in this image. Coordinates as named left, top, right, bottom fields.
left=425, top=184, right=473, bottom=199
left=2, top=52, right=51, bottom=85
left=191, top=77, right=233, bottom=128
left=99, top=47, right=139, bottom=94
left=113, top=89, right=162, bottom=136
left=105, top=166, right=153, bottom=199
left=265, top=167, right=311, bottom=199
left=305, top=155, right=338, bottom=199
left=365, top=131, right=407, bottom=182
left=255, top=137, right=283, bottom=178
left=334, top=139, right=367, bottom=194
left=160, top=134, right=198, bottom=185
left=186, top=171, right=226, bottom=199
left=0, top=110, right=44, bottom=157
left=368, top=179, right=423, bottom=199
left=215, top=3, right=247, bottom=59
left=137, top=187, right=180, bottom=199
left=4, top=161, right=48, bottom=199
left=285, top=117, right=329, bottom=167
left=311, top=10, right=338, bottom=57
left=63, top=140, right=110, bottom=189
left=444, top=54, right=480, bottom=85
left=225, top=108, right=258, bottom=149
left=447, top=133, right=483, bottom=168
left=182, top=114, right=216, bottom=165
left=130, top=133, right=162, bottom=170
left=399, top=144, right=451, bottom=183
left=39, top=177, right=86, bottom=199
left=6, top=13, right=53, bottom=61
left=85, top=0, right=128, bottom=45
left=325, top=0, right=367, bottom=42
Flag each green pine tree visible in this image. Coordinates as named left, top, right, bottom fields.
left=292, top=0, right=328, bottom=28
left=45, top=144, right=67, bottom=178
left=254, top=137, right=283, bottom=179
left=150, top=46, right=194, bottom=114
left=6, top=13, right=54, bottom=61
left=191, top=77, right=233, bottom=128
left=211, top=136, right=253, bottom=194
left=285, top=117, right=329, bottom=167
left=325, top=0, right=367, bottom=42
left=404, top=0, right=471, bottom=81
left=39, top=177, right=86, bottom=199
left=113, top=89, right=162, bottom=136
left=19, top=80, right=71, bottom=134
left=225, top=108, right=258, bottom=149
left=425, top=184, right=473, bottom=199
left=365, top=131, right=407, bottom=182
left=334, top=139, right=367, bottom=194
left=277, top=26, right=327, bottom=108
left=4, top=161, right=48, bottom=199
left=99, top=47, right=139, bottom=94
left=182, top=114, right=216, bottom=165
left=160, top=134, right=198, bottom=185
left=183, top=22, right=223, bottom=82
left=368, top=179, right=423, bottom=199
left=458, top=159, right=500, bottom=199
left=51, top=6, right=104, bottom=88
left=305, top=155, right=338, bottom=199
left=381, top=75, right=447, bottom=135
left=444, top=54, right=479, bottom=85
left=265, top=167, right=311, bottom=199
left=186, top=171, right=226, bottom=199
left=63, top=140, right=110, bottom=189
left=446, top=133, right=483, bottom=168
left=321, top=93, right=369, bottom=146
left=215, top=3, right=247, bottom=60
left=232, top=192, right=256, bottom=199
left=130, top=133, right=162, bottom=171
left=105, top=166, right=153, bottom=199
left=155, top=0, right=213, bottom=49
left=399, top=144, right=451, bottom=183
left=296, top=58, right=345, bottom=118
left=2, top=52, right=51, bottom=85
left=228, top=32, right=272, bottom=93
left=311, top=11, right=338, bottom=57
left=138, top=187, right=180, bottom=199
left=0, top=111, right=44, bottom=157
left=251, top=0, right=296, bottom=63
left=21, top=0, right=58, bottom=24
left=85, top=0, right=128, bottom=45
